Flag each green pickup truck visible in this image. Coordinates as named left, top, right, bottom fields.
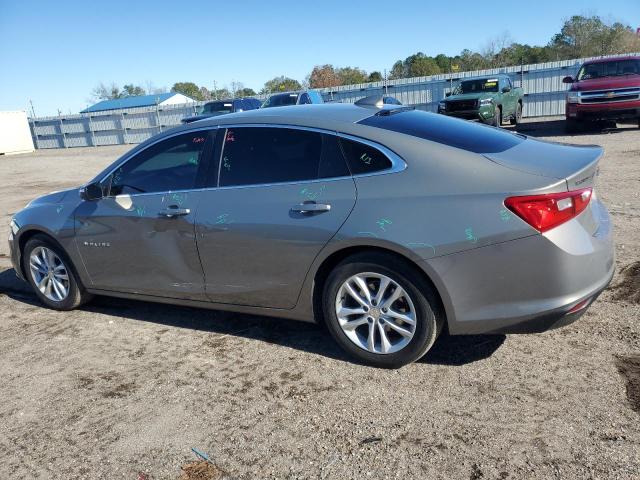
left=438, top=74, right=524, bottom=127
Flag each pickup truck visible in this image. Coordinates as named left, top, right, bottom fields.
left=438, top=74, right=524, bottom=127
left=563, top=55, right=640, bottom=132
left=182, top=98, right=262, bottom=124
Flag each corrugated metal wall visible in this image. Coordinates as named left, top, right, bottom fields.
left=29, top=52, right=638, bottom=149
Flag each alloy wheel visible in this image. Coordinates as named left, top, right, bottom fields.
left=335, top=272, right=417, bottom=354
left=29, top=246, right=70, bottom=302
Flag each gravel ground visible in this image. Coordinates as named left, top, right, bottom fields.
left=0, top=119, right=638, bottom=479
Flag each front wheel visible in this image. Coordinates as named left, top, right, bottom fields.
left=23, top=235, right=92, bottom=310
left=492, top=106, right=501, bottom=128
left=322, top=253, right=443, bottom=368
left=510, top=102, right=522, bottom=125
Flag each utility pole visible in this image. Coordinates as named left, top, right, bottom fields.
left=383, top=69, right=388, bottom=95
left=213, top=80, right=218, bottom=99
left=29, top=99, right=36, bottom=118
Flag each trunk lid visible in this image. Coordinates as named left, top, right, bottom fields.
left=483, top=137, right=602, bottom=190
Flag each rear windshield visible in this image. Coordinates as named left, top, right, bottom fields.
left=455, top=78, right=499, bottom=94
left=358, top=109, right=524, bottom=154
left=200, top=102, right=234, bottom=114
left=577, top=59, right=640, bottom=80
left=262, top=93, right=299, bottom=108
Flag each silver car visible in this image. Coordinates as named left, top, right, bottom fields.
left=8, top=100, right=614, bottom=368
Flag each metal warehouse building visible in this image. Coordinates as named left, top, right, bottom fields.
left=81, top=92, right=195, bottom=114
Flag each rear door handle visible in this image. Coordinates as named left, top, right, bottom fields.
left=290, top=202, right=331, bottom=214
left=158, top=205, right=191, bottom=218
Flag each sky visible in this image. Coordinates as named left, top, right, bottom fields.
left=0, top=0, right=638, bottom=116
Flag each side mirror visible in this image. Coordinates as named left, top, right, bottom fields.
left=80, top=182, right=103, bottom=201
left=502, top=86, right=511, bottom=93
left=562, top=76, right=574, bottom=84
left=445, top=92, right=451, bottom=97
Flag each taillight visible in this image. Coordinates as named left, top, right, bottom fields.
left=505, top=188, right=592, bottom=233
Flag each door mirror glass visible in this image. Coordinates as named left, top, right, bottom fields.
left=562, top=76, right=574, bottom=84
left=501, top=86, right=511, bottom=93
left=445, top=92, right=451, bottom=97
left=81, top=182, right=103, bottom=201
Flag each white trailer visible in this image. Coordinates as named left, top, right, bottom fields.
left=0, top=111, right=35, bottom=155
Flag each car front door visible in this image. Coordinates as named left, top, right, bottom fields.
left=74, top=129, right=216, bottom=300
left=195, top=126, right=357, bottom=309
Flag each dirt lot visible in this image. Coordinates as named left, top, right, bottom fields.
left=0, top=120, right=639, bottom=479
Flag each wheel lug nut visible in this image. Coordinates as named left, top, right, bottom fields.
left=363, top=306, right=369, bottom=312
left=367, top=317, right=373, bottom=322
left=382, top=307, right=388, bottom=313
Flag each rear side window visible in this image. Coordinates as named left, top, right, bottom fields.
left=358, top=109, right=524, bottom=154
left=218, top=127, right=349, bottom=187
left=339, top=137, right=392, bottom=175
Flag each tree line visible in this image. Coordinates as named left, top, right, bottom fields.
left=90, top=15, right=639, bottom=103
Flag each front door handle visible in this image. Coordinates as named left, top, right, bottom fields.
left=158, top=205, right=191, bottom=218
left=290, top=201, right=331, bottom=214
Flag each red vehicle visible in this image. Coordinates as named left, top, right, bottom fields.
left=563, top=56, right=640, bottom=132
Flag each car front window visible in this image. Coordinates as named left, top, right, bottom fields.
left=456, top=79, right=500, bottom=94
left=577, top=59, right=640, bottom=80
left=108, top=131, right=210, bottom=196
left=200, top=102, right=234, bottom=114
left=262, top=93, right=299, bottom=108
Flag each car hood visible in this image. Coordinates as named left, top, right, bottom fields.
left=27, top=187, right=80, bottom=207
left=572, top=74, right=640, bottom=91
left=445, top=93, right=494, bottom=102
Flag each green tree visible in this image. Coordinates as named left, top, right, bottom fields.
left=336, top=66, right=368, bottom=85
left=407, top=55, right=441, bottom=77
left=261, top=76, right=302, bottom=94
left=236, top=87, right=257, bottom=97
left=122, top=84, right=146, bottom=97
left=91, top=82, right=123, bottom=101
left=368, top=71, right=383, bottom=82
left=389, top=60, right=406, bottom=80
left=171, top=82, right=204, bottom=100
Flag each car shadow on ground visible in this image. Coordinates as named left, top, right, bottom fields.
left=515, top=118, right=637, bottom=138
left=0, top=267, right=505, bottom=367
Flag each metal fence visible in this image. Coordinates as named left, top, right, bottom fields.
left=29, top=52, right=639, bottom=149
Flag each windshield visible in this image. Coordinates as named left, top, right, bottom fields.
left=577, top=59, right=640, bottom=80
left=199, top=102, right=234, bottom=115
left=262, top=93, right=299, bottom=108
left=455, top=78, right=499, bottom=94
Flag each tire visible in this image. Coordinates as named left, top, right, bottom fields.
left=565, top=118, right=584, bottom=134
left=510, top=102, right=522, bottom=126
left=23, top=234, right=92, bottom=310
left=492, top=106, right=501, bottom=128
left=322, top=252, right=443, bottom=368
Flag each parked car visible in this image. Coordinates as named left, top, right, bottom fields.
left=182, top=98, right=261, bottom=123
left=261, top=90, right=324, bottom=108
left=9, top=100, right=613, bottom=368
left=563, top=55, right=640, bottom=132
left=438, top=74, right=524, bottom=127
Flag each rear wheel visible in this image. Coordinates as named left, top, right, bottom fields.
left=322, top=253, right=443, bottom=368
left=23, top=235, right=92, bottom=310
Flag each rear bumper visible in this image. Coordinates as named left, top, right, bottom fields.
left=425, top=199, right=615, bottom=335
left=566, top=99, right=640, bottom=121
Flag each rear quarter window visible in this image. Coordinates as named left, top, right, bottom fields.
left=339, top=137, right=392, bottom=175
left=358, top=109, right=524, bottom=154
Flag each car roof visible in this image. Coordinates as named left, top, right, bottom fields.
left=583, top=55, right=640, bottom=65
left=189, top=103, right=383, bottom=130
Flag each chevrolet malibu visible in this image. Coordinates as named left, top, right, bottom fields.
left=8, top=100, right=614, bottom=368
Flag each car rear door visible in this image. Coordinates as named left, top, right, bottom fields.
left=74, top=129, right=216, bottom=300
left=195, top=125, right=356, bottom=309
